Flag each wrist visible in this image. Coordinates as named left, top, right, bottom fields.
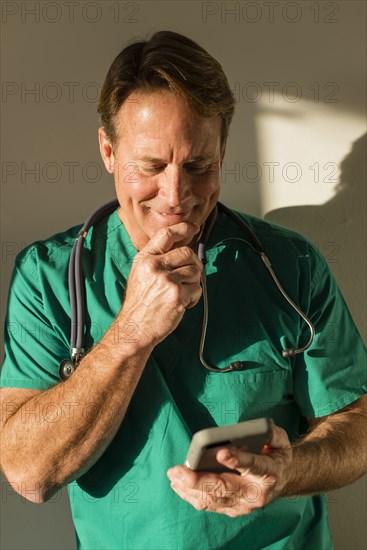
left=277, top=440, right=322, bottom=498
left=271, top=446, right=295, bottom=500
left=105, top=314, right=155, bottom=358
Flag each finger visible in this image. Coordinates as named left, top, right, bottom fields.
left=167, top=468, right=243, bottom=505
left=167, top=465, right=204, bottom=488
left=216, top=426, right=291, bottom=470
left=170, top=480, right=255, bottom=516
left=142, top=223, right=201, bottom=256
left=216, top=447, right=271, bottom=478
left=159, top=246, right=203, bottom=271
left=169, top=480, right=209, bottom=511
left=168, top=473, right=257, bottom=516
left=216, top=448, right=241, bottom=470
left=216, top=445, right=291, bottom=491
left=167, top=468, right=224, bottom=510
left=168, top=265, right=202, bottom=284
left=180, top=282, right=203, bottom=309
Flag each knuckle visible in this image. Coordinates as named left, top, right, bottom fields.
left=159, top=256, right=170, bottom=271
left=180, top=246, right=192, bottom=259
left=146, top=257, right=159, bottom=274
left=157, top=227, right=170, bottom=240
left=180, top=221, right=192, bottom=233
left=167, top=284, right=181, bottom=303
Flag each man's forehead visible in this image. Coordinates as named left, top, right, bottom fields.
left=131, top=138, right=219, bottom=162
left=115, top=90, right=222, bottom=143
left=129, top=135, right=221, bottom=158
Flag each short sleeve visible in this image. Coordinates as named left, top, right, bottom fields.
left=293, top=245, right=367, bottom=418
left=0, top=244, right=68, bottom=389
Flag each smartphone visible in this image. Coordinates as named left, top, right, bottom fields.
left=185, top=418, right=273, bottom=473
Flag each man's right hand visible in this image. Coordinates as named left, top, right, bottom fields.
left=118, top=222, right=204, bottom=348
left=0, top=224, right=204, bottom=503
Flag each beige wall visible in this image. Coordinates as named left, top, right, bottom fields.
left=1, top=1, right=366, bottom=548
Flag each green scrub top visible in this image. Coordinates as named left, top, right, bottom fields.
left=1, top=206, right=367, bottom=550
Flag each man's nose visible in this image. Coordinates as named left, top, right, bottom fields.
left=159, top=168, right=191, bottom=206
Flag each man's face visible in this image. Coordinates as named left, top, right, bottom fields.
left=99, top=90, right=224, bottom=250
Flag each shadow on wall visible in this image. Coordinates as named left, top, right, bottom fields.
left=265, top=133, right=367, bottom=342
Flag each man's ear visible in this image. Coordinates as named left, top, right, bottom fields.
left=98, top=127, right=115, bottom=174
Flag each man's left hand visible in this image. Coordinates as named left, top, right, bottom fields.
left=166, top=425, right=293, bottom=517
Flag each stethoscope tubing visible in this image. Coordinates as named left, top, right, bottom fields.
left=60, top=200, right=315, bottom=379
left=69, top=199, right=119, bottom=360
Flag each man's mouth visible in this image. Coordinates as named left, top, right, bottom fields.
left=155, top=211, right=189, bottom=222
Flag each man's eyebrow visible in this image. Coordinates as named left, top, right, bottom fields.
left=136, top=155, right=215, bottom=163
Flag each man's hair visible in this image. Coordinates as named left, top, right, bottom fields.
left=97, top=30, right=236, bottom=152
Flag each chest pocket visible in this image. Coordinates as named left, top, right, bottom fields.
left=199, top=363, right=293, bottom=427
left=165, top=328, right=295, bottom=433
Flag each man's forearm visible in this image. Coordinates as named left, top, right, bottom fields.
left=280, top=401, right=367, bottom=497
left=1, top=319, right=154, bottom=502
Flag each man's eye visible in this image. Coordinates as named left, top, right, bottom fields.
left=140, top=164, right=215, bottom=175
left=186, top=164, right=213, bottom=174
left=141, top=166, right=163, bottom=174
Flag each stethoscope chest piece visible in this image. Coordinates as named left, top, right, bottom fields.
left=59, top=359, right=76, bottom=380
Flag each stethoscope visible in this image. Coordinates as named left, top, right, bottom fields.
left=59, top=200, right=315, bottom=379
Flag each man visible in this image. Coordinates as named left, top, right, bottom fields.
left=1, top=30, right=366, bottom=550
